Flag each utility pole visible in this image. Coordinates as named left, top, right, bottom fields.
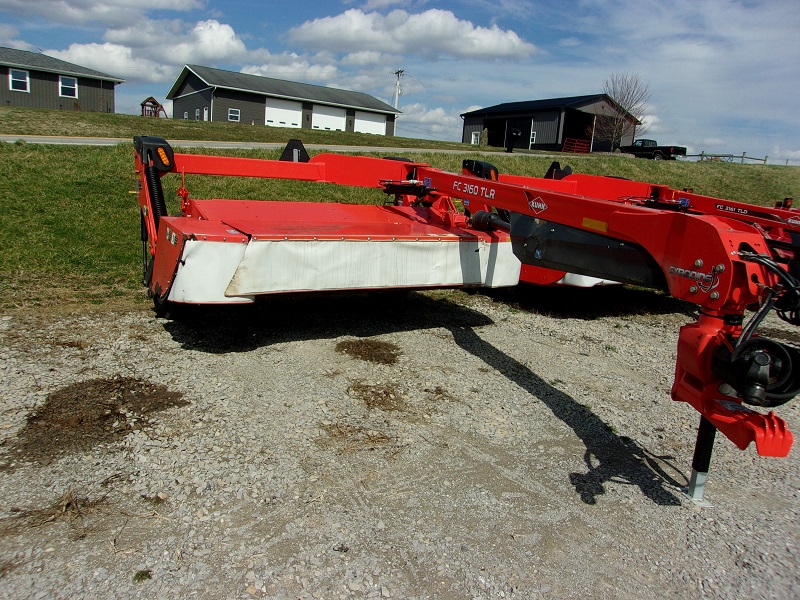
left=393, top=68, right=404, bottom=109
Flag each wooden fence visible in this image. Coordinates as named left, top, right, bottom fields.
left=689, top=152, right=768, bottom=164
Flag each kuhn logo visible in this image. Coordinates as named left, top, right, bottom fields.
left=528, top=196, right=548, bottom=214
left=789, top=217, right=800, bottom=226
left=668, top=265, right=719, bottom=293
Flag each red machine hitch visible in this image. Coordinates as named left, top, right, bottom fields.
left=134, top=137, right=800, bottom=502
left=420, top=160, right=800, bottom=500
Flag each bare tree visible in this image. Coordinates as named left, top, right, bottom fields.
left=592, top=72, right=652, bottom=150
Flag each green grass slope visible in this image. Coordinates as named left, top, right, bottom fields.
left=0, top=106, right=477, bottom=151
left=1, top=108, right=798, bottom=311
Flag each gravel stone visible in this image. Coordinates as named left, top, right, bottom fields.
left=0, top=289, right=798, bottom=598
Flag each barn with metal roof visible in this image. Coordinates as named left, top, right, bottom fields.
left=167, top=64, right=401, bottom=135
left=0, top=46, right=123, bottom=113
left=461, top=94, right=639, bottom=152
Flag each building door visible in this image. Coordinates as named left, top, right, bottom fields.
left=529, top=130, right=536, bottom=149
left=354, top=111, right=386, bottom=134
left=485, top=118, right=506, bottom=147
left=312, top=105, right=346, bottom=131
left=265, top=98, right=302, bottom=128
left=471, top=131, right=480, bottom=145
left=203, top=107, right=208, bottom=121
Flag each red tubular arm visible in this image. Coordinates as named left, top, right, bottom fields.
left=414, top=165, right=773, bottom=308
left=414, top=165, right=794, bottom=456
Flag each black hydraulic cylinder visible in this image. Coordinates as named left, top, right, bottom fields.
left=471, top=210, right=511, bottom=232
left=692, top=416, right=717, bottom=475
left=686, top=415, right=717, bottom=501
left=509, top=214, right=668, bottom=289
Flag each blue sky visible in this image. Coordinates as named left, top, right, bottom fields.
left=1, top=0, right=798, bottom=164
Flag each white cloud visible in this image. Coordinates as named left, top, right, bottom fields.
left=558, top=37, right=582, bottom=48
left=241, top=59, right=340, bottom=84
left=104, top=19, right=186, bottom=48
left=289, top=8, right=536, bottom=60
left=770, top=146, right=800, bottom=165
left=395, top=102, right=463, bottom=140
left=639, top=113, right=660, bottom=135
left=401, top=104, right=455, bottom=125
left=397, top=75, right=425, bottom=98
left=3, top=0, right=796, bottom=158
left=167, top=20, right=247, bottom=64
left=46, top=43, right=175, bottom=82
left=341, top=51, right=386, bottom=66
left=106, top=19, right=249, bottom=66
left=358, top=0, right=409, bottom=9
left=571, top=0, right=800, bottom=121
left=0, top=23, right=35, bottom=50
left=8, top=12, right=251, bottom=83
left=161, top=98, right=174, bottom=118
left=348, top=71, right=393, bottom=95
left=548, top=0, right=800, bottom=160
left=0, top=0, right=202, bottom=27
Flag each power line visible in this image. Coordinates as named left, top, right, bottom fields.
left=392, top=68, right=404, bottom=109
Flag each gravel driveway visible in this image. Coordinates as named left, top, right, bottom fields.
left=1, top=287, right=798, bottom=599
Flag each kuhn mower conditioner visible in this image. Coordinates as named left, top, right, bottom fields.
left=134, top=136, right=800, bottom=500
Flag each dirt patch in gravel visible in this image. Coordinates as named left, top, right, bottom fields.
left=0, top=559, right=15, bottom=579
left=348, top=381, right=407, bottom=412
left=0, top=376, right=187, bottom=472
left=317, top=421, right=398, bottom=454
left=0, top=488, right=109, bottom=536
left=335, top=338, right=402, bottom=365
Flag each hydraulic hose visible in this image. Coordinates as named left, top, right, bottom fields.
left=144, top=164, right=168, bottom=231
left=471, top=210, right=511, bottom=232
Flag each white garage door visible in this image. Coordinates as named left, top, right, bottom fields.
left=312, top=105, right=346, bottom=131
left=265, top=98, right=302, bottom=128
left=354, top=111, right=386, bottom=135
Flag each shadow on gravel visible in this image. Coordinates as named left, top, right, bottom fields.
left=158, top=286, right=690, bottom=504
left=447, top=325, right=685, bottom=506
left=160, top=285, right=695, bottom=354
left=482, top=284, right=697, bottom=321
left=161, top=290, right=493, bottom=353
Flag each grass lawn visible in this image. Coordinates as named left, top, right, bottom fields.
left=1, top=109, right=798, bottom=312
left=0, top=106, right=483, bottom=151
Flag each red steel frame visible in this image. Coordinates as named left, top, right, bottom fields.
left=135, top=138, right=798, bottom=499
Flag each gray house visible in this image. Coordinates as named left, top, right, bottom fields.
left=0, top=46, right=122, bottom=113
left=461, top=94, right=639, bottom=152
left=167, top=64, right=401, bottom=135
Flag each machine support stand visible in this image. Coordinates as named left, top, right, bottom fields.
left=685, top=416, right=717, bottom=505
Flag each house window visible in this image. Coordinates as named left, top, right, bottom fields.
left=228, top=108, right=240, bottom=122
left=9, top=69, right=29, bottom=92
left=59, top=76, right=78, bottom=98
left=195, top=109, right=200, bottom=120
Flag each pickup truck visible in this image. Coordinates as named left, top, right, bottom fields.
left=619, top=139, right=687, bottom=160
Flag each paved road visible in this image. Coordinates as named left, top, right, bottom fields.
left=1, top=134, right=129, bottom=147
left=0, top=133, right=513, bottom=155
